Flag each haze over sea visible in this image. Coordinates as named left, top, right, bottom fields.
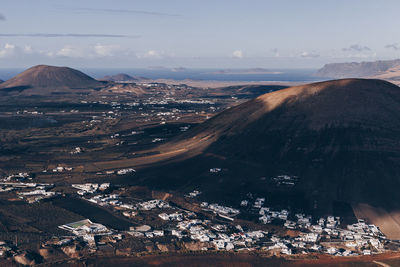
left=0, top=68, right=319, bottom=82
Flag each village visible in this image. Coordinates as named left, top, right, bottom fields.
left=0, top=166, right=399, bottom=264
left=2, top=168, right=395, bottom=261
left=60, top=194, right=393, bottom=257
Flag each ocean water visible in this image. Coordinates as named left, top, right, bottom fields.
left=0, top=68, right=23, bottom=81
left=0, top=68, right=321, bottom=82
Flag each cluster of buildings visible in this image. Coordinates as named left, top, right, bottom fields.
left=76, top=83, right=220, bottom=135
left=158, top=212, right=184, bottom=221
left=259, top=207, right=289, bottom=223
left=17, top=185, right=57, bottom=203
left=202, top=202, right=240, bottom=218
left=73, top=184, right=171, bottom=218
left=72, top=183, right=110, bottom=195
left=70, top=147, right=82, bottom=154
left=84, top=110, right=120, bottom=127
left=126, top=212, right=270, bottom=252
left=176, top=99, right=215, bottom=105
left=52, top=196, right=390, bottom=257
left=1, top=172, right=31, bottom=182
left=59, top=219, right=111, bottom=236
left=86, top=194, right=120, bottom=207
left=184, top=190, right=201, bottom=198
left=271, top=175, right=299, bottom=187
left=46, top=166, right=73, bottom=173
left=58, top=219, right=115, bottom=249
left=110, top=133, right=120, bottom=139
left=116, top=168, right=135, bottom=175
left=18, top=180, right=390, bottom=258
left=236, top=195, right=389, bottom=256
left=167, top=207, right=387, bottom=256
left=93, top=169, right=135, bottom=176
left=2, top=168, right=391, bottom=259
left=209, top=168, right=222, bottom=173
left=0, top=168, right=395, bottom=259
left=77, top=186, right=388, bottom=256
left=179, top=125, right=190, bottom=132
left=126, top=223, right=167, bottom=238
left=260, top=218, right=385, bottom=257
left=136, top=199, right=171, bottom=211
left=16, top=110, right=43, bottom=115
left=0, top=181, right=56, bottom=203
left=0, top=241, right=14, bottom=257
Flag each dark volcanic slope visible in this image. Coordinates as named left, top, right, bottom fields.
left=0, top=65, right=103, bottom=94
left=150, top=79, right=400, bottom=211
left=218, top=84, right=288, bottom=98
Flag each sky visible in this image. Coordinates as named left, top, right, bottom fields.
left=1, top=0, right=400, bottom=69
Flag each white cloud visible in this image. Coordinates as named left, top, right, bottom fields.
left=55, top=45, right=85, bottom=58
left=45, top=51, right=54, bottom=57
left=23, top=45, right=33, bottom=54
left=339, top=45, right=376, bottom=59
left=94, top=44, right=120, bottom=57
left=138, top=49, right=177, bottom=59
left=0, top=43, right=16, bottom=58
left=342, top=44, right=371, bottom=52
left=300, top=51, right=320, bottom=58
left=0, top=43, right=48, bottom=58
left=0, top=43, right=139, bottom=66
left=54, top=44, right=123, bottom=58
left=385, top=43, right=400, bottom=51
left=144, top=50, right=160, bottom=58
left=232, top=50, right=243, bottom=58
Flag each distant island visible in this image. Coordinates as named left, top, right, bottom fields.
left=315, top=59, right=400, bottom=81
left=211, top=68, right=283, bottom=75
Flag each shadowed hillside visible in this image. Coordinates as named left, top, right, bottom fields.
left=132, top=79, right=400, bottom=214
